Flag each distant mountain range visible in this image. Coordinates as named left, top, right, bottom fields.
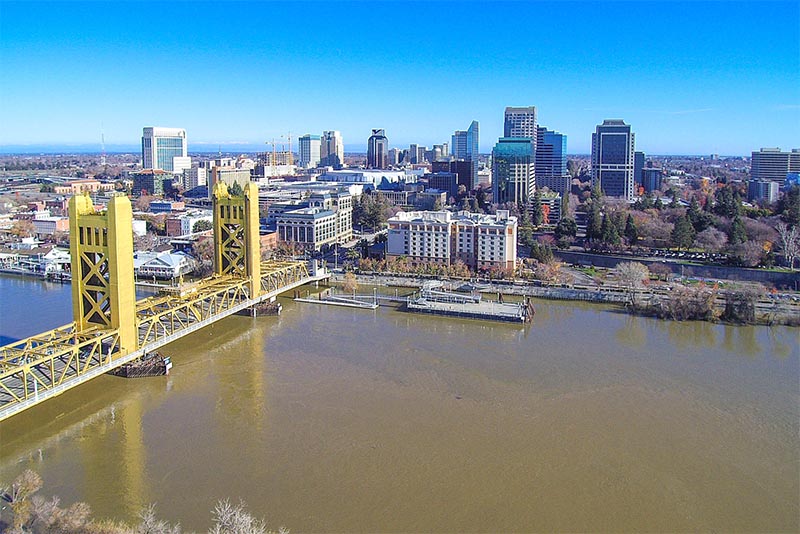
left=0, top=143, right=372, bottom=155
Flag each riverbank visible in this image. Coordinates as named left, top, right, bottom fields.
left=330, top=271, right=800, bottom=326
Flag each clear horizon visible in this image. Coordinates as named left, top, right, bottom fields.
left=2, top=1, right=798, bottom=156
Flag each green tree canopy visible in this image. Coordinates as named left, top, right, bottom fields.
left=671, top=214, right=696, bottom=250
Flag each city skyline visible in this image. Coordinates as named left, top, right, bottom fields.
left=1, top=1, right=798, bottom=155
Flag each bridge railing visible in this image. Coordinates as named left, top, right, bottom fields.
left=0, top=326, right=120, bottom=406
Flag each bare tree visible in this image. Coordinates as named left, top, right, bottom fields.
left=612, top=261, right=650, bottom=308
left=775, top=221, right=799, bottom=270
left=694, top=227, right=727, bottom=253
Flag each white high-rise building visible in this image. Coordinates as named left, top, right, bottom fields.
left=142, top=127, right=189, bottom=173
left=504, top=107, right=537, bottom=139
left=320, top=130, right=344, bottom=169
left=299, top=134, right=321, bottom=169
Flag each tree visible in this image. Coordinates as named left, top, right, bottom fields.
left=554, top=217, right=577, bottom=245
left=530, top=192, right=544, bottom=226
left=670, top=215, right=696, bottom=251
left=600, top=214, right=620, bottom=246
left=228, top=181, right=244, bottom=197
left=623, top=213, right=638, bottom=246
left=134, top=195, right=155, bottom=212
left=775, top=221, right=799, bottom=270
left=342, top=271, right=358, bottom=293
left=612, top=261, right=649, bottom=308
left=560, top=192, right=571, bottom=219
left=694, top=227, right=727, bottom=253
left=9, top=219, right=35, bottom=238
left=193, top=219, right=213, bottom=233
left=727, top=214, right=747, bottom=246
left=586, top=202, right=603, bottom=241
left=777, top=185, right=799, bottom=226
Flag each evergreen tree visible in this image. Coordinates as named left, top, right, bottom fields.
left=591, top=182, right=604, bottom=200
left=587, top=202, right=603, bottom=241
left=671, top=215, right=696, bottom=250
left=653, top=196, right=664, bottom=210
left=624, top=213, right=638, bottom=246
left=728, top=214, right=747, bottom=245
left=777, top=185, right=800, bottom=226
left=228, top=181, right=244, bottom=196
left=530, top=192, right=544, bottom=226
left=518, top=201, right=531, bottom=227
left=554, top=217, right=578, bottom=240
left=560, top=192, right=571, bottom=219
left=601, top=214, right=620, bottom=246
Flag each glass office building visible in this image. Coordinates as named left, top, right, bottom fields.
left=492, top=138, right=535, bottom=206
left=142, top=127, right=188, bottom=173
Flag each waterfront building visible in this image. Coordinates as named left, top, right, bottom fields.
left=386, top=209, right=517, bottom=272
left=367, top=129, right=389, bottom=169
left=492, top=138, right=535, bottom=206
left=320, top=130, right=345, bottom=169
left=299, top=134, right=321, bottom=169
left=535, top=127, right=570, bottom=195
left=751, top=148, right=800, bottom=182
left=142, top=127, right=189, bottom=173
left=133, top=250, right=194, bottom=280
left=591, top=119, right=636, bottom=201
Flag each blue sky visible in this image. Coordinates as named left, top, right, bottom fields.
left=1, top=1, right=798, bottom=155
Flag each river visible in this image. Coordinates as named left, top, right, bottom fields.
left=0, top=274, right=797, bottom=532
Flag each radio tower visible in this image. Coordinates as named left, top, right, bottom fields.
left=100, top=129, right=107, bottom=169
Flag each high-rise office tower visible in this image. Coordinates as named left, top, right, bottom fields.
left=591, top=119, right=636, bottom=200
left=634, top=151, right=645, bottom=188
left=504, top=107, right=537, bottom=139
left=409, top=144, right=420, bottom=164
left=320, top=130, right=344, bottom=169
left=451, top=121, right=480, bottom=186
left=367, top=129, right=389, bottom=169
left=751, top=148, right=800, bottom=182
left=142, top=127, right=189, bottom=173
left=388, top=147, right=401, bottom=166
left=298, top=134, right=321, bottom=169
left=535, top=127, right=570, bottom=195
left=492, top=138, right=536, bottom=206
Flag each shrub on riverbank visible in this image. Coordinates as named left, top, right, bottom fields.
left=0, top=470, right=288, bottom=534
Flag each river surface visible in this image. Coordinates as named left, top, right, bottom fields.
left=0, top=274, right=798, bottom=532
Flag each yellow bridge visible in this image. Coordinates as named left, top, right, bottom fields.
left=0, top=182, right=327, bottom=421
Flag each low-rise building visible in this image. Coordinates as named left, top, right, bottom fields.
left=133, top=251, right=194, bottom=279
left=387, top=210, right=517, bottom=272
left=32, top=216, right=70, bottom=236
left=275, top=191, right=353, bottom=251
left=132, top=169, right=173, bottom=196
left=53, top=180, right=115, bottom=195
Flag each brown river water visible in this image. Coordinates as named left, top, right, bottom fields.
left=0, top=275, right=798, bottom=532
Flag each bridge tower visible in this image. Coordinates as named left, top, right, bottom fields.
left=212, top=181, right=262, bottom=298
left=69, top=193, right=138, bottom=354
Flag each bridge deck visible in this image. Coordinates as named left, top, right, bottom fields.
left=0, top=260, right=326, bottom=421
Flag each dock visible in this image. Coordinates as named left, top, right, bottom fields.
left=404, top=281, right=533, bottom=323
left=107, top=352, right=172, bottom=379
left=293, top=288, right=379, bottom=309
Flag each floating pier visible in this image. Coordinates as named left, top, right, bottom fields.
left=404, top=281, right=533, bottom=323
